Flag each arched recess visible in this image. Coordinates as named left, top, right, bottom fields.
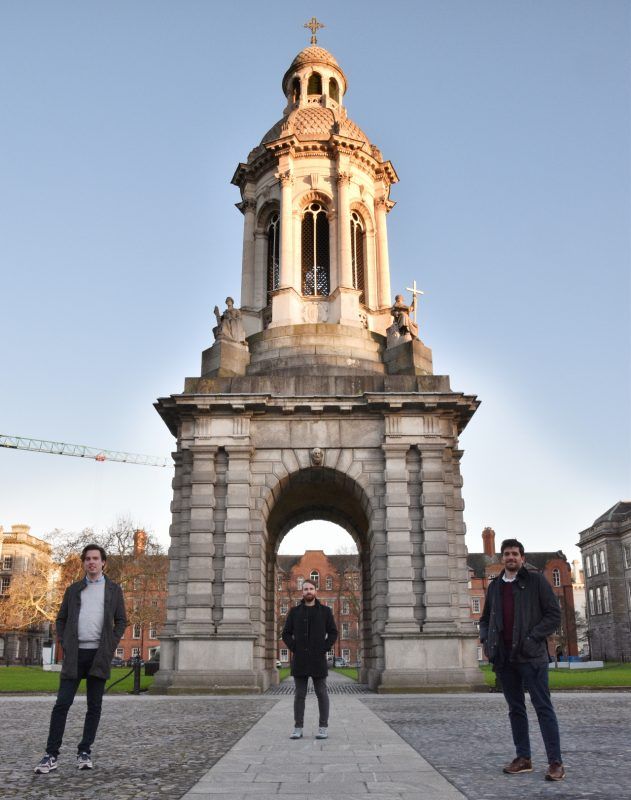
left=260, top=467, right=379, bottom=686
left=350, top=201, right=376, bottom=309
left=255, top=201, right=280, bottom=310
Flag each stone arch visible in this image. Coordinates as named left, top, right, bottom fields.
left=349, top=200, right=375, bottom=234
left=297, top=189, right=334, bottom=211
left=259, top=464, right=383, bottom=688
left=255, top=200, right=280, bottom=234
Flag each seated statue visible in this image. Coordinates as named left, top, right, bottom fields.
left=213, top=297, right=246, bottom=344
left=390, top=294, right=418, bottom=340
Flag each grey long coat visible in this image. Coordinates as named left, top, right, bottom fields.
left=56, top=575, right=127, bottom=680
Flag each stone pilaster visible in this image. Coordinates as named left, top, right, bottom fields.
left=382, top=441, right=419, bottom=633
left=375, top=197, right=392, bottom=308
left=278, top=170, right=293, bottom=289
left=337, top=171, right=352, bottom=288
left=239, top=197, right=256, bottom=308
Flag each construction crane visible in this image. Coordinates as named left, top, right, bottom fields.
left=0, top=434, right=170, bottom=468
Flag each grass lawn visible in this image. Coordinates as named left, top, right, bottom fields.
left=0, top=666, right=154, bottom=694
left=480, top=662, right=631, bottom=689
left=332, top=666, right=358, bottom=681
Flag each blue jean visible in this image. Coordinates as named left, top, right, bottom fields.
left=46, top=649, right=106, bottom=757
left=496, top=661, right=562, bottom=764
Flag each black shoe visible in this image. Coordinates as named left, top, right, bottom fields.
left=34, top=754, right=58, bottom=774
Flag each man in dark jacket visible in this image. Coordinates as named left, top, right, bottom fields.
left=34, top=544, right=127, bottom=774
left=479, top=538, right=565, bottom=781
left=282, top=579, right=338, bottom=740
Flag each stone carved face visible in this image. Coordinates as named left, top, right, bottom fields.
left=310, top=447, right=324, bottom=466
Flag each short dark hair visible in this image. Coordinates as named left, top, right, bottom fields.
left=500, top=538, right=524, bottom=556
left=81, top=544, right=107, bottom=562
left=302, top=580, right=316, bottom=590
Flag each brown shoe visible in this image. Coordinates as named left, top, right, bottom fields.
left=545, top=762, right=566, bottom=781
left=503, top=757, right=533, bottom=774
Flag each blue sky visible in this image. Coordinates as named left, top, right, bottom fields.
left=1, top=1, right=629, bottom=564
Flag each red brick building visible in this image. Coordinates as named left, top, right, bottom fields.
left=276, top=550, right=361, bottom=666
left=467, top=527, right=579, bottom=660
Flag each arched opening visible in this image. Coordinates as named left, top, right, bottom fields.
left=329, top=78, right=339, bottom=102
left=266, top=212, right=280, bottom=303
left=301, top=202, right=330, bottom=296
left=291, top=77, right=301, bottom=103
left=350, top=210, right=366, bottom=304
left=262, top=468, right=377, bottom=688
left=307, top=72, right=322, bottom=95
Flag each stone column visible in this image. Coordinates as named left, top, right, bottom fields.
left=239, top=197, right=256, bottom=307
left=279, top=171, right=294, bottom=289
left=382, top=441, right=419, bottom=632
left=375, top=197, right=392, bottom=307
left=418, top=442, right=456, bottom=630
left=253, top=230, right=267, bottom=309
left=337, top=172, right=353, bottom=289
left=217, top=445, right=254, bottom=633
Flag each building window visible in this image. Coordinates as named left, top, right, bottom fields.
left=624, top=545, right=631, bottom=569
left=2, top=556, right=12, bottom=570
left=307, top=72, right=322, bottom=94
left=342, top=600, right=350, bottom=615
left=341, top=622, right=350, bottom=638
left=0, top=577, right=10, bottom=595
left=131, top=647, right=141, bottom=658
left=291, top=77, right=300, bottom=103
left=297, top=576, right=304, bottom=589
left=603, top=585, right=611, bottom=613
left=592, top=553, right=599, bottom=575
left=327, top=649, right=334, bottom=659
left=342, top=648, right=350, bottom=662
left=471, top=597, right=481, bottom=614
left=310, top=570, right=320, bottom=589
left=149, top=625, right=157, bottom=640
left=584, top=556, right=591, bottom=578
left=329, top=78, right=339, bottom=102
left=266, top=212, right=280, bottom=303
left=280, top=603, right=288, bottom=615
left=350, top=211, right=366, bottom=303
left=588, top=588, right=595, bottom=616
left=596, top=587, right=602, bottom=614
left=132, top=624, right=141, bottom=639
left=301, top=203, right=330, bottom=296
left=325, top=576, right=333, bottom=590
left=552, top=568, right=561, bottom=588
left=280, top=648, right=288, bottom=662
left=599, top=550, right=606, bottom=573
left=116, top=647, right=124, bottom=658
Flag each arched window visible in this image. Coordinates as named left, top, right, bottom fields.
left=266, top=212, right=280, bottom=302
left=307, top=72, right=322, bottom=94
left=350, top=211, right=366, bottom=303
left=329, top=78, right=339, bottom=102
left=310, top=570, right=320, bottom=589
left=301, top=202, right=330, bottom=296
left=291, top=77, right=301, bottom=103
left=552, top=568, right=561, bottom=587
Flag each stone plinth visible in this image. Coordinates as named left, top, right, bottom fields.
left=201, top=339, right=250, bottom=378
left=383, top=338, right=433, bottom=376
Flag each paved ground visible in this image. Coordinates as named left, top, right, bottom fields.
left=2, top=685, right=630, bottom=800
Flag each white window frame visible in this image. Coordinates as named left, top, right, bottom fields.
left=596, top=587, right=603, bottom=614
left=341, top=622, right=350, bottom=638
left=149, top=624, right=157, bottom=640
left=471, top=597, right=481, bottom=614
left=326, top=576, right=333, bottom=590
left=552, top=568, right=561, bottom=587
left=310, top=570, right=320, bottom=589
left=132, top=623, right=142, bottom=639
left=131, top=647, right=141, bottom=658
left=342, top=648, right=350, bottom=661
left=2, top=556, right=12, bottom=570
left=599, top=550, right=606, bottom=573
left=280, top=648, right=288, bottom=662
left=296, top=576, right=304, bottom=589
left=0, top=577, right=10, bottom=594
left=588, top=588, right=595, bottom=615
left=342, top=600, right=350, bottom=615
left=116, top=647, right=124, bottom=658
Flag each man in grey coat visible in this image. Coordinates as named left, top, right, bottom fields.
left=34, top=544, right=127, bottom=774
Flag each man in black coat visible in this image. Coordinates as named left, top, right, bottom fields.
left=282, top=579, right=338, bottom=739
left=479, top=538, right=565, bottom=781
left=34, top=544, right=127, bottom=774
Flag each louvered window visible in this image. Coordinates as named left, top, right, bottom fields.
left=266, top=213, right=280, bottom=302
left=350, top=211, right=366, bottom=303
left=301, top=203, right=330, bottom=296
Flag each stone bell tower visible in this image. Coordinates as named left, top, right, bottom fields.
left=154, top=22, right=483, bottom=694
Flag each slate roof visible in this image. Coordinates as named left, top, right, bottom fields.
left=467, top=550, right=567, bottom=578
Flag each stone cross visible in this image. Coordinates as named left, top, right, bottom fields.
left=405, top=280, right=424, bottom=324
left=304, top=17, right=325, bottom=45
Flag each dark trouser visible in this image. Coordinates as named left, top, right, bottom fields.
left=46, top=649, right=106, bottom=757
left=496, top=661, right=562, bottom=764
left=293, top=676, right=329, bottom=727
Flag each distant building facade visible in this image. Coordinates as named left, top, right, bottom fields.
left=0, top=524, right=55, bottom=665
left=276, top=550, right=361, bottom=666
left=578, top=502, right=631, bottom=661
left=467, top=527, right=578, bottom=660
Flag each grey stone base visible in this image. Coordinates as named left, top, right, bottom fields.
left=150, top=669, right=263, bottom=695
left=201, top=338, right=250, bottom=377
left=383, top=338, right=434, bottom=375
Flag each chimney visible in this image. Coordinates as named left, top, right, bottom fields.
left=482, top=527, right=496, bottom=557
left=133, top=529, right=147, bottom=556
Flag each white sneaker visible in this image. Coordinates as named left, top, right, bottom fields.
left=77, top=751, right=93, bottom=769
left=34, top=754, right=58, bottom=774
left=289, top=727, right=303, bottom=739
left=316, top=727, right=328, bottom=739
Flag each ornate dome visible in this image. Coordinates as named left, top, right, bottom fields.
left=261, top=106, right=370, bottom=147
left=282, top=46, right=345, bottom=94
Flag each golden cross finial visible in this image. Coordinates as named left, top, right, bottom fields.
left=304, top=16, right=325, bottom=45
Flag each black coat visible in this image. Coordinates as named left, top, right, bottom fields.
left=281, top=600, right=338, bottom=678
left=56, top=575, right=127, bottom=680
left=479, top=566, right=561, bottom=667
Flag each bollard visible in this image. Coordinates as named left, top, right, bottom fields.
left=132, top=657, right=141, bottom=695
